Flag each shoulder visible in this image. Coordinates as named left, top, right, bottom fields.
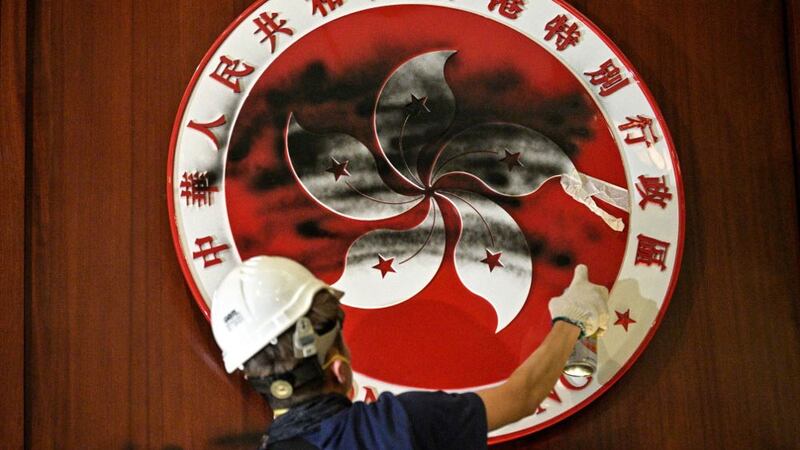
left=346, top=391, right=413, bottom=423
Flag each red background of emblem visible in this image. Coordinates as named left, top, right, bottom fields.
left=225, top=5, right=628, bottom=389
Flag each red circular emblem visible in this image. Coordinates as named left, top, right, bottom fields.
left=168, top=0, right=684, bottom=443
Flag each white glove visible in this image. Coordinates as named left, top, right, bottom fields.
left=548, top=264, right=610, bottom=338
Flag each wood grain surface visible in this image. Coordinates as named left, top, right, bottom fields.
left=788, top=0, right=800, bottom=223
left=10, top=0, right=800, bottom=448
left=0, top=1, right=26, bottom=448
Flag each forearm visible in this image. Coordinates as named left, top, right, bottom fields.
left=478, top=321, right=580, bottom=430
left=507, top=321, right=580, bottom=415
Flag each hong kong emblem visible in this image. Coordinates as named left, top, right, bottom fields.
left=168, top=0, right=684, bottom=442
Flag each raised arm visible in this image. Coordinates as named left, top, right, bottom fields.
left=477, top=265, right=610, bottom=431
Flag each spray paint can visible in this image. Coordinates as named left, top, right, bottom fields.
left=563, top=334, right=597, bottom=377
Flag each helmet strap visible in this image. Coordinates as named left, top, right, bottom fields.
left=248, top=357, right=325, bottom=401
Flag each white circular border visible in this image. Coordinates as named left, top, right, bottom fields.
left=168, top=0, right=684, bottom=442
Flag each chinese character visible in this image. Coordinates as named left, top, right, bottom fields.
left=584, top=59, right=631, bottom=97
left=193, top=236, right=230, bottom=268
left=635, top=175, right=672, bottom=209
left=635, top=234, right=670, bottom=271
left=187, top=115, right=226, bottom=150
left=253, top=11, right=294, bottom=54
left=180, top=171, right=219, bottom=207
left=312, top=0, right=343, bottom=17
left=544, top=15, right=581, bottom=51
left=619, top=115, right=659, bottom=147
left=488, top=0, right=525, bottom=19
left=210, top=56, right=255, bottom=94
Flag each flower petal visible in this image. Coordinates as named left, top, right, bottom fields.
left=286, top=114, right=423, bottom=221
left=443, top=191, right=532, bottom=333
left=335, top=198, right=445, bottom=309
left=434, top=123, right=627, bottom=231
left=375, top=50, right=457, bottom=186
left=433, top=123, right=574, bottom=196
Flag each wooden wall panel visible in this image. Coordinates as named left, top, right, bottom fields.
left=0, top=1, right=26, bottom=448
left=127, top=0, right=267, bottom=448
left=20, top=0, right=800, bottom=448
left=788, top=0, right=800, bottom=222
left=28, top=0, right=135, bottom=446
left=28, top=0, right=266, bottom=448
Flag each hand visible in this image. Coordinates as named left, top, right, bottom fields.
left=548, top=264, right=610, bottom=338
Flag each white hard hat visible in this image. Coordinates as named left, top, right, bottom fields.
left=211, top=256, right=330, bottom=373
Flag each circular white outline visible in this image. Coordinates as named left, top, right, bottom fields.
left=168, top=0, right=684, bottom=442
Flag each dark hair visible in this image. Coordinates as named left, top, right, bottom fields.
left=243, top=289, right=345, bottom=409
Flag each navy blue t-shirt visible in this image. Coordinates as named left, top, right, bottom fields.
left=301, top=391, right=488, bottom=450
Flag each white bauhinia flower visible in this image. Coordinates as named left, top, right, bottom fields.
left=285, top=50, right=628, bottom=333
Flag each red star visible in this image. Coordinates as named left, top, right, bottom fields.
left=326, top=157, right=351, bottom=181
left=372, top=255, right=396, bottom=278
left=480, top=249, right=504, bottom=272
left=404, top=94, right=431, bottom=116
left=499, top=149, right=524, bottom=171
left=614, top=309, right=637, bottom=332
